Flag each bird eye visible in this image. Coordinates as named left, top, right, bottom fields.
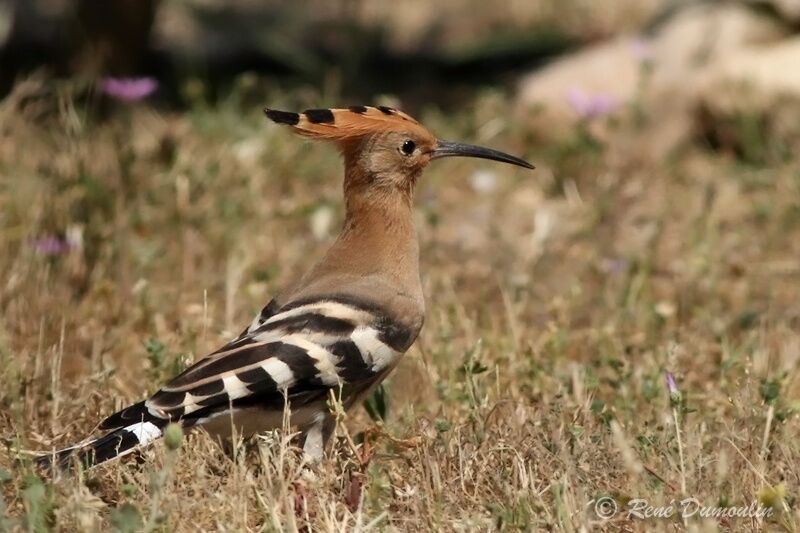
left=400, top=140, right=416, bottom=156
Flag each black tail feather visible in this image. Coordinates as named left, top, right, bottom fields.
left=36, top=401, right=170, bottom=471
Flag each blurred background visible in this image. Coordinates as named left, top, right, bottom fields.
left=2, top=0, right=800, bottom=151
left=2, top=1, right=800, bottom=529
left=2, top=0, right=644, bottom=99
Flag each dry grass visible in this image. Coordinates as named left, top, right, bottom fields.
left=1, top=76, right=799, bottom=532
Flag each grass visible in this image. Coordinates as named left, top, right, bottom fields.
left=0, top=75, right=799, bottom=531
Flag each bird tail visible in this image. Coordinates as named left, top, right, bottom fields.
left=35, top=401, right=170, bottom=470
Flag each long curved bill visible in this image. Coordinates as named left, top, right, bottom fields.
left=431, top=139, right=534, bottom=169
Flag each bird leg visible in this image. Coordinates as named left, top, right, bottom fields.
left=301, top=412, right=335, bottom=462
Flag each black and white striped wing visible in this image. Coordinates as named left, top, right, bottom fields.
left=112, top=296, right=413, bottom=431
left=36, top=296, right=415, bottom=470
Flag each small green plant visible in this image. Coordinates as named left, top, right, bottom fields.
left=144, top=338, right=185, bottom=383
left=110, top=503, right=143, bottom=533
left=363, top=384, right=389, bottom=423
left=21, top=475, right=53, bottom=533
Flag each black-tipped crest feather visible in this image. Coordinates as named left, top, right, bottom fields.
left=264, top=108, right=300, bottom=125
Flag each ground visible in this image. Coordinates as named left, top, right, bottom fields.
left=0, top=77, right=799, bottom=531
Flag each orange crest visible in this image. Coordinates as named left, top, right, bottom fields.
left=264, top=105, right=433, bottom=143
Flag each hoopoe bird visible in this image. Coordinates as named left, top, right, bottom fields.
left=37, top=105, right=533, bottom=469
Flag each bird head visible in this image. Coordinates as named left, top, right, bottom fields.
left=264, top=105, right=533, bottom=197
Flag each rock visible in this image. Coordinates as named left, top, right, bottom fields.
left=516, top=3, right=790, bottom=154
left=516, top=36, right=641, bottom=136
left=698, top=35, right=800, bottom=158
left=708, top=36, right=800, bottom=110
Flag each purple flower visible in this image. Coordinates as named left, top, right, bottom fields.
left=566, top=87, right=619, bottom=120
left=603, top=258, right=629, bottom=275
left=666, top=372, right=682, bottom=406
left=630, top=37, right=654, bottom=62
left=101, top=77, right=158, bottom=102
left=32, top=236, right=74, bottom=256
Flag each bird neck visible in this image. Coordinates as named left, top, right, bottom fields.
left=277, top=164, right=424, bottom=329
left=332, top=177, right=419, bottom=284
